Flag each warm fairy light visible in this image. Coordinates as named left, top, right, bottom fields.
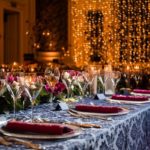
left=49, top=43, right=53, bottom=47
left=31, top=68, right=35, bottom=72
left=13, top=62, right=17, bottom=66
left=25, top=31, right=29, bottom=35
left=126, top=66, right=130, bottom=70
left=36, top=44, right=40, bottom=49
left=104, top=64, right=112, bottom=72
left=71, top=0, right=115, bottom=67
left=61, top=47, right=65, bottom=51
left=134, top=65, right=139, bottom=70
left=47, top=32, right=50, bottom=36
left=70, top=0, right=149, bottom=72
left=42, top=32, right=45, bottom=36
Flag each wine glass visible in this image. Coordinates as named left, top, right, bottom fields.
left=112, top=71, right=121, bottom=93
left=53, top=67, right=60, bottom=81
left=61, top=70, right=73, bottom=98
left=0, top=79, right=6, bottom=96
left=82, top=70, right=95, bottom=98
left=105, top=71, right=121, bottom=95
left=23, top=74, right=43, bottom=121
left=97, top=71, right=105, bottom=94
left=5, top=78, right=23, bottom=119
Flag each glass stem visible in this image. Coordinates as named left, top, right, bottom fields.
left=13, top=98, right=16, bottom=119
left=31, top=101, right=34, bottom=122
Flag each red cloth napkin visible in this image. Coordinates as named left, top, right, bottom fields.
left=111, top=95, right=148, bottom=101
left=75, top=104, right=123, bottom=113
left=5, top=120, right=73, bottom=135
left=133, top=89, right=150, bottom=94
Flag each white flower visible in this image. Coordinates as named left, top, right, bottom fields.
left=67, top=78, right=72, bottom=83
left=12, top=81, right=19, bottom=86
left=12, top=81, right=20, bottom=92
left=77, top=76, right=84, bottom=83
left=71, top=85, right=74, bottom=90
left=63, top=72, right=70, bottom=79
left=30, top=84, right=37, bottom=90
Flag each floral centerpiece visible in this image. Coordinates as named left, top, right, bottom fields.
left=43, top=82, right=66, bottom=102
left=0, top=74, right=25, bottom=114
left=62, top=70, right=85, bottom=98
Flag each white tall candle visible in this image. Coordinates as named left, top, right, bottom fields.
left=93, top=75, right=97, bottom=95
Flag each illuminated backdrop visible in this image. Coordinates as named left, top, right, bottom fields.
left=69, top=0, right=150, bottom=72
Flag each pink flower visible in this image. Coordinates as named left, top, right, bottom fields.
left=67, top=70, right=81, bottom=77
left=44, top=84, right=53, bottom=93
left=53, top=82, right=66, bottom=95
left=7, top=75, right=15, bottom=84
left=44, top=82, right=66, bottom=96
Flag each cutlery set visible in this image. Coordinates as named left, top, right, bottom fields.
left=33, top=118, right=101, bottom=128
left=0, top=133, right=42, bottom=150
left=68, top=109, right=112, bottom=121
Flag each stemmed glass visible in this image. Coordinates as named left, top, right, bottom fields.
left=23, top=74, right=43, bottom=121
left=61, top=70, right=73, bottom=98
left=53, top=67, right=60, bottom=81
left=44, top=67, right=59, bottom=101
left=97, top=71, right=105, bottom=94
left=104, top=71, right=121, bottom=95
left=0, top=79, right=6, bottom=96
left=112, top=71, right=121, bottom=93
left=82, top=71, right=95, bottom=98
left=5, top=74, right=23, bottom=119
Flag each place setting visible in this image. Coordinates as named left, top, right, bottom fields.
left=131, top=89, right=150, bottom=97
left=67, top=103, right=129, bottom=121
left=0, top=119, right=83, bottom=141
left=106, top=94, right=150, bottom=104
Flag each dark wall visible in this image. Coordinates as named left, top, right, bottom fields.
left=36, top=0, right=68, bottom=52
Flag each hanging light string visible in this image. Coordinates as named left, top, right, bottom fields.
left=70, top=0, right=149, bottom=73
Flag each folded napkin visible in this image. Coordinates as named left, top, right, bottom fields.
left=111, top=95, right=148, bottom=101
left=133, top=89, right=150, bottom=94
left=5, top=120, right=73, bottom=135
left=75, top=104, right=123, bottom=113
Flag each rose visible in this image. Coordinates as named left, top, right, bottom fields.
left=7, top=75, right=18, bottom=84
left=44, top=82, right=66, bottom=96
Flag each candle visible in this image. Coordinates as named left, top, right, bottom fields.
left=93, top=75, right=97, bottom=95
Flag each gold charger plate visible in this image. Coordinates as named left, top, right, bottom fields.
left=0, top=124, right=82, bottom=140
left=131, top=92, right=150, bottom=97
left=107, top=97, right=150, bottom=104
left=71, top=107, right=129, bottom=116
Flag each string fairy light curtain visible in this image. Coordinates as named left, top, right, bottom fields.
left=70, top=0, right=150, bottom=70
left=71, top=0, right=113, bottom=67
left=116, top=0, right=150, bottom=66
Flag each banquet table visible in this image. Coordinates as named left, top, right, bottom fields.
left=0, top=98, right=150, bottom=150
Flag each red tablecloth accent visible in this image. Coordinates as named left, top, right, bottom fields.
left=111, top=95, right=148, bottom=101
left=133, top=89, right=150, bottom=94
left=5, top=120, right=73, bottom=135
left=75, top=104, right=123, bottom=113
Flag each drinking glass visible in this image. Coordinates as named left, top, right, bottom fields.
left=5, top=80, right=23, bottom=119
left=23, top=74, right=43, bottom=121
left=0, top=79, right=6, bottom=96
left=61, top=70, right=73, bottom=98
left=105, top=71, right=121, bottom=95
left=53, top=67, right=60, bottom=81
left=97, top=71, right=105, bottom=94
left=82, top=71, right=95, bottom=98
left=112, top=71, right=121, bottom=92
